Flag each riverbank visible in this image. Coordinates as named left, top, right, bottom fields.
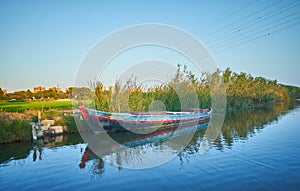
left=0, top=100, right=294, bottom=144
left=0, top=110, right=78, bottom=144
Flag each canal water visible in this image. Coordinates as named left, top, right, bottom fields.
left=0, top=101, right=299, bottom=190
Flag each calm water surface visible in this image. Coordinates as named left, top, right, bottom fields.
left=1, top=101, right=300, bottom=190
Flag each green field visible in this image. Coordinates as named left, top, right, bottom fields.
left=0, top=100, right=72, bottom=113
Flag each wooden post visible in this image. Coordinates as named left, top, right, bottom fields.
left=38, top=111, right=41, bottom=123
left=32, top=124, right=37, bottom=140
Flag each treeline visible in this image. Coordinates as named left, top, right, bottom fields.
left=223, top=68, right=290, bottom=110
left=284, top=85, right=300, bottom=100
left=0, top=89, right=69, bottom=101
left=88, top=65, right=296, bottom=112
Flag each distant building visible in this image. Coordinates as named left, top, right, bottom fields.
left=49, top=87, right=62, bottom=92
left=33, top=86, right=46, bottom=93
left=2, top=89, right=7, bottom=94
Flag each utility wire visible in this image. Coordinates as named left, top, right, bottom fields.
left=207, top=1, right=300, bottom=45
left=156, top=0, right=300, bottom=66
left=210, top=11, right=300, bottom=50
left=156, top=1, right=262, bottom=61
left=159, top=0, right=290, bottom=62
left=211, top=18, right=300, bottom=54
left=201, top=0, right=284, bottom=38
left=198, top=0, right=260, bottom=33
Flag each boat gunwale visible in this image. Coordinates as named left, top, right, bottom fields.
left=80, top=105, right=212, bottom=124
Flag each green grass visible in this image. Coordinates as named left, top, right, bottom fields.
left=0, top=119, right=32, bottom=143
left=0, top=100, right=72, bottom=113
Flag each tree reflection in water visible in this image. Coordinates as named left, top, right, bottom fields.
left=0, top=134, right=84, bottom=167
left=214, top=101, right=293, bottom=150
left=79, top=101, right=295, bottom=176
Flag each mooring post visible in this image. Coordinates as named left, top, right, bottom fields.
left=38, top=110, right=41, bottom=124
left=32, top=124, right=37, bottom=140
left=32, top=111, right=42, bottom=140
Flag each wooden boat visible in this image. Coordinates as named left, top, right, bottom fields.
left=79, top=102, right=212, bottom=132
left=79, top=121, right=211, bottom=168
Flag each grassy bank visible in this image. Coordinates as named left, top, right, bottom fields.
left=0, top=110, right=77, bottom=144
left=0, top=100, right=72, bottom=113
left=0, top=118, right=32, bottom=144
left=0, top=100, right=75, bottom=144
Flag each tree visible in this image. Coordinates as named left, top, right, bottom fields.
left=0, top=88, right=3, bottom=99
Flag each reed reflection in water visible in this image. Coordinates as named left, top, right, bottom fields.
left=0, top=101, right=299, bottom=190
left=79, top=101, right=294, bottom=174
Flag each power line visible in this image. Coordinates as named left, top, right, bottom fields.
left=159, top=0, right=290, bottom=62
left=156, top=0, right=300, bottom=67
left=209, top=11, right=300, bottom=50
left=211, top=18, right=300, bottom=54
left=201, top=0, right=284, bottom=38
left=156, top=1, right=263, bottom=62
left=198, top=0, right=260, bottom=33
left=206, top=1, right=300, bottom=45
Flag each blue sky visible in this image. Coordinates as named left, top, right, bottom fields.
left=1, top=0, right=300, bottom=92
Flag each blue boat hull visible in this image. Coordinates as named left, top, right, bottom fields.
left=79, top=103, right=212, bottom=132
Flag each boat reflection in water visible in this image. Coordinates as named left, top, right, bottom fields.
left=79, top=119, right=211, bottom=170
left=78, top=101, right=295, bottom=171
